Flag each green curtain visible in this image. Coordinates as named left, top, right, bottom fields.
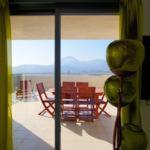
left=120, top=0, right=143, bottom=126
left=0, top=0, right=13, bottom=150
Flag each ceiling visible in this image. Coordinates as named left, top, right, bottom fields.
left=11, top=15, right=119, bottom=40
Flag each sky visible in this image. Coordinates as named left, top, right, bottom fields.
left=12, top=40, right=113, bottom=66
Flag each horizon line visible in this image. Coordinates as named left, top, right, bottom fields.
left=12, top=56, right=106, bottom=67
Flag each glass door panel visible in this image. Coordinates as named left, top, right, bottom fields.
left=61, top=15, right=119, bottom=150
left=11, top=15, right=55, bottom=150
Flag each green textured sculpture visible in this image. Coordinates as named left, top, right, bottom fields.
left=104, top=75, right=135, bottom=107
left=106, top=40, right=145, bottom=76
left=121, top=124, right=147, bottom=150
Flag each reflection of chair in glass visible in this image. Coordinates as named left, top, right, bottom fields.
left=16, top=80, right=32, bottom=99
left=36, top=82, right=55, bottom=116
left=61, top=86, right=77, bottom=121
left=77, top=87, right=95, bottom=122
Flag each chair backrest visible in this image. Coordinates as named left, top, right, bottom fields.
left=62, top=82, right=75, bottom=87
left=99, top=92, right=105, bottom=101
left=61, top=86, right=77, bottom=99
left=76, top=82, right=88, bottom=88
left=20, top=80, right=29, bottom=91
left=78, top=87, right=95, bottom=99
left=36, top=82, right=48, bottom=101
left=94, top=91, right=105, bottom=102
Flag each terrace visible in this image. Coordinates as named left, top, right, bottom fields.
left=12, top=86, right=117, bottom=150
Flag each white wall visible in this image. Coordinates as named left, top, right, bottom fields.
left=143, top=0, right=150, bottom=35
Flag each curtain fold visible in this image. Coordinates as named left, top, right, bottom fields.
left=120, top=0, right=143, bottom=126
left=120, top=0, right=143, bottom=40
left=0, top=1, right=13, bottom=150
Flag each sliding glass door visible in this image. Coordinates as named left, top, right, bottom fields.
left=11, top=10, right=118, bottom=150
left=11, top=15, right=55, bottom=150
left=60, top=14, right=119, bottom=150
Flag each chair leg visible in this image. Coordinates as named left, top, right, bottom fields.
left=98, top=102, right=111, bottom=117
left=98, top=107, right=111, bottom=117
left=39, top=102, right=55, bottom=116
left=38, top=109, right=47, bottom=115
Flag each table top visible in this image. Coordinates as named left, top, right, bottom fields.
left=50, top=88, right=103, bottom=95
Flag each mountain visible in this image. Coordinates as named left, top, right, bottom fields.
left=13, top=56, right=111, bottom=74
left=61, top=56, right=79, bottom=65
left=13, top=65, right=54, bottom=74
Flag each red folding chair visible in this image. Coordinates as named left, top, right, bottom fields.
left=36, top=82, right=55, bottom=116
left=61, top=86, right=78, bottom=121
left=94, top=92, right=111, bottom=119
left=77, top=87, right=95, bottom=122
left=76, top=82, right=88, bottom=88
left=62, top=82, right=75, bottom=99
left=63, top=81, right=75, bottom=87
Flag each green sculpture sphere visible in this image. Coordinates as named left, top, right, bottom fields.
left=104, top=75, right=135, bottom=107
left=106, top=40, right=145, bottom=76
left=121, top=124, right=147, bottom=150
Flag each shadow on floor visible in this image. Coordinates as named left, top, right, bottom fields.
left=13, top=120, right=54, bottom=150
left=61, top=114, right=116, bottom=144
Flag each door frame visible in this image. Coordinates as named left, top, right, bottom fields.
left=10, top=3, right=119, bottom=150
